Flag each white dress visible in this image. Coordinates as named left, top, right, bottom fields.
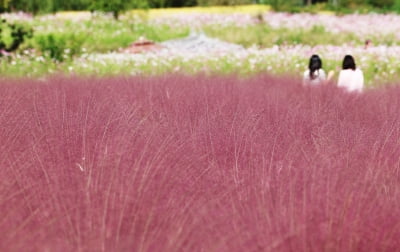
left=337, top=69, right=364, bottom=92
left=303, top=69, right=326, bottom=85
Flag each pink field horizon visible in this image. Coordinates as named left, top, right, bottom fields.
left=1, top=75, right=399, bottom=251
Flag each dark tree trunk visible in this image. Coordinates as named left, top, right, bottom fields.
left=113, top=10, right=119, bottom=20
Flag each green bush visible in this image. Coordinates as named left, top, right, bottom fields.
left=35, top=33, right=85, bottom=62
left=0, top=19, right=33, bottom=55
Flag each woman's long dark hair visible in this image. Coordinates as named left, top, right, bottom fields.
left=309, top=54, right=322, bottom=79
left=342, top=55, right=356, bottom=70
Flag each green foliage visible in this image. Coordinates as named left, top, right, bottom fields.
left=17, top=11, right=400, bottom=55
left=368, top=0, right=394, bottom=7
left=265, top=0, right=400, bottom=13
left=0, top=0, right=11, bottom=12
left=203, top=24, right=368, bottom=47
left=90, top=0, right=148, bottom=19
left=35, top=33, right=85, bottom=62
left=147, top=0, right=196, bottom=7
left=0, top=19, right=33, bottom=55
left=8, top=0, right=39, bottom=14
left=2, top=0, right=400, bottom=13
left=197, top=0, right=253, bottom=6
left=51, top=19, right=189, bottom=53
left=268, top=0, right=293, bottom=11
left=7, top=0, right=149, bottom=15
left=163, top=0, right=197, bottom=7
left=393, top=0, right=400, bottom=12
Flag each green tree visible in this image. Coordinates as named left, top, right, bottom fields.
left=9, top=0, right=44, bottom=15
left=0, top=0, right=11, bottom=12
left=369, top=0, right=394, bottom=8
left=393, top=0, right=400, bottom=11
left=90, top=0, right=148, bottom=20
left=197, top=0, right=251, bottom=6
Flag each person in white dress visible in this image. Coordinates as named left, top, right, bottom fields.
left=303, top=54, right=326, bottom=85
left=337, top=55, right=364, bottom=92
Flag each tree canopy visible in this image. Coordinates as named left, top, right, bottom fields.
left=1, top=0, right=399, bottom=15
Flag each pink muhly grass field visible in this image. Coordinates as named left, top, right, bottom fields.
left=0, top=74, right=399, bottom=251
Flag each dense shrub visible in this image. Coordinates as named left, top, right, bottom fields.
left=35, top=33, right=85, bottom=62
left=0, top=18, right=33, bottom=55
left=0, top=75, right=399, bottom=251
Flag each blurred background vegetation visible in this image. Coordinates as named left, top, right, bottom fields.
left=1, top=0, right=400, bottom=16
left=0, top=0, right=399, bottom=80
